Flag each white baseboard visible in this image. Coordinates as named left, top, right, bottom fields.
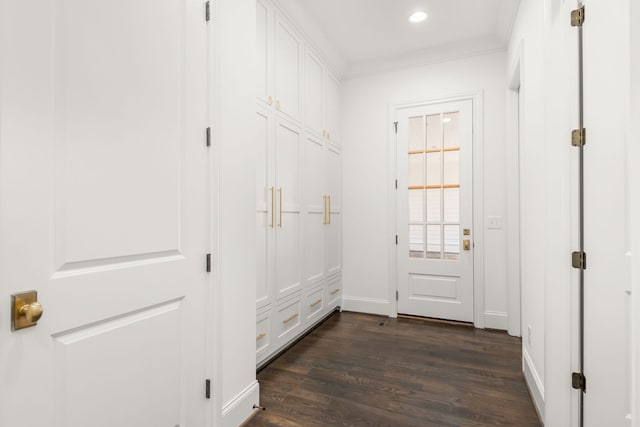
left=483, top=311, right=508, bottom=330
left=222, top=380, right=260, bottom=427
left=523, top=348, right=545, bottom=424
left=341, top=296, right=390, bottom=316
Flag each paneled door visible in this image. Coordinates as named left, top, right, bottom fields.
left=0, top=1, right=210, bottom=426
left=396, top=100, right=473, bottom=322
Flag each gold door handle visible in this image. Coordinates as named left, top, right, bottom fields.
left=268, top=96, right=273, bottom=105
left=330, top=289, right=340, bottom=295
left=323, top=195, right=327, bottom=224
left=328, top=195, right=331, bottom=225
left=278, top=188, right=283, bottom=228
left=270, top=187, right=275, bottom=228
left=463, top=240, right=471, bottom=251
left=256, top=333, right=266, bottom=341
left=282, top=313, right=299, bottom=324
left=12, top=290, right=43, bottom=331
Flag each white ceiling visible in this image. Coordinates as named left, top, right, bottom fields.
left=288, top=0, right=520, bottom=77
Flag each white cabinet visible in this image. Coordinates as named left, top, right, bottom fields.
left=256, top=1, right=302, bottom=120
left=324, top=72, right=341, bottom=143
left=304, top=48, right=324, bottom=135
left=255, top=0, right=341, bottom=368
left=325, top=144, right=342, bottom=276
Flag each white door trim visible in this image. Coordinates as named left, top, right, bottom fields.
left=506, top=42, right=523, bottom=337
left=387, top=91, right=485, bottom=327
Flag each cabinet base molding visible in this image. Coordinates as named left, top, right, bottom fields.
left=222, top=380, right=260, bottom=427
left=257, top=307, right=340, bottom=371
left=341, top=296, right=391, bottom=316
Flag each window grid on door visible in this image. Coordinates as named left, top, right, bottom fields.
left=408, top=112, right=461, bottom=260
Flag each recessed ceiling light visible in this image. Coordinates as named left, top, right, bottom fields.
left=409, top=11, right=428, bottom=23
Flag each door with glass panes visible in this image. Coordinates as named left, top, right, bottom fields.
left=396, top=100, right=473, bottom=322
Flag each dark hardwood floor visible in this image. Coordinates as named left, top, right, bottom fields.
left=245, top=311, right=541, bottom=427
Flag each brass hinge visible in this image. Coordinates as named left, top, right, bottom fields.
left=206, top=127, right=211, bottom=147
left=206, top=253, right=212, bottom=273
left=205, top=1, right=211, bottom=21
left=572, top=128, right=586, bottom=147
left=396, top=291, right=398, bottom=301
left=571, top=6, right=585, bottom=27
left=572, top=372, right=586, bottom=391
left=395, top=235, right=398, bottom=245
left=395, top=179, right=398, bottom=189
left=394, top=121, right=398, bottom=134
left=572, top=251, right=587, bottom=270
left=205, top=379, right=211, bottom=399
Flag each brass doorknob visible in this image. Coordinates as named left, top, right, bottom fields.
left=463, top=240, right=471, bottom=251
left=20, top=301, right=43, bottom=323
left=11, top=290, right=44, bottom=331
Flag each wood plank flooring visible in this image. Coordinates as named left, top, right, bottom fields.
left=245, top=311, right=541, bottom=427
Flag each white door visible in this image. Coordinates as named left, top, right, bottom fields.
left=396, top=100, right=474, bottom=322
left=0, top=1, right=209, bottom=426
left=274, top=12, right=301, bottom=120
left=302, top=133, right=325, bottom=287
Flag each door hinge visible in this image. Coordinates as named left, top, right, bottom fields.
left=206, top=253, right=212, bottom=273
left=205, top=1, right=211, bottom=21
left=571, top=128, right=586, bottom=147
left=205, top=379, right=211, bottom=399
left=393, top=121, right=398, bottom=134
left=572, top=251, right=587, bottom=270
left=206, top=127, right=211, bottom=147
left=396, top=290, right=398, bottom=301
left=572, top=372, right=586, bottom=391
left=395, top=235, right=398, bottom=245
left=571, top=6, right=585, bottom=27
left=395, top=179, right=398, bottom=189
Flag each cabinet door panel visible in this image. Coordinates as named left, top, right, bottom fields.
left=325, top=72, right=340, bottom=142
left=275, top=119, right=301, bottom=299
left=275, top=14, right=301, bottom=119
left=325, top=212, right=342, bottom=276
left=256, top=0, right=271, bottom=104
left=276, top=213, right=301, bottom=298
left=256, top=108, right=274, bottom=307
left=325, top=145, right=341, bottom=212
left=304, top=49, right=323, bottom=134
left=302, top=135, right=324, bottom=286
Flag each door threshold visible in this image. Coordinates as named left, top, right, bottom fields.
left=397, top=314, right=473, bottom=328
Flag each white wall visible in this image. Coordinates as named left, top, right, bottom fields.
left=216, top=0, right=259, bottom=425
left=341, top=52, right=509, bottom=328
left=507, top=0, right=548, bottom=419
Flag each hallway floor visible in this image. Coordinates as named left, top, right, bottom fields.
left=245, top=311, right=541, bottom=427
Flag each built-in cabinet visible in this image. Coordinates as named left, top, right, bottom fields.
left=255, top=0, right=342, bottom=367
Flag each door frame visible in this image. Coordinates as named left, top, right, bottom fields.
left=387, top=91, right=485, bottom=327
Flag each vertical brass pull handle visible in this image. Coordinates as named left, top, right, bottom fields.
left=328, top=195, right=331, bottom=225
left=270, top=187, right=275, bottom=228
left=323, top=196, right=327, bottom=224
left=278, top=188, right=283, bottom=228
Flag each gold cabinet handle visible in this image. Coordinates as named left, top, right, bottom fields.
left=327, top=131, right=331, bottom=140
left=323, top=195, right=327, bottom=224
left=256, top=332, right=266, bottom=341
left=270, top=187, right=275, bottom=228
left=328, top=195, right=331, bottom=225
left=330, top=289, right=340, bottom=295
left=276, top=100, right=281, bottom=109
left=278, top=188, right=283, bottom=228
left=268, top=96, right=273, bottom=105
left=310, top=299, right=322, bottom=308
left=282, top=313, right=299, bottom=324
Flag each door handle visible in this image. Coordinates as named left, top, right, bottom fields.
left=278, top=188, right=283, bottom=228
left=12, top=290, right=43, bottom=331
left=270, top=187, right=275, bottom=228
left=323, top=196, right=327, bottom=224
left=327, top=195, right=331, bottom=225
left=463, top=240, right=471, bottom=251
